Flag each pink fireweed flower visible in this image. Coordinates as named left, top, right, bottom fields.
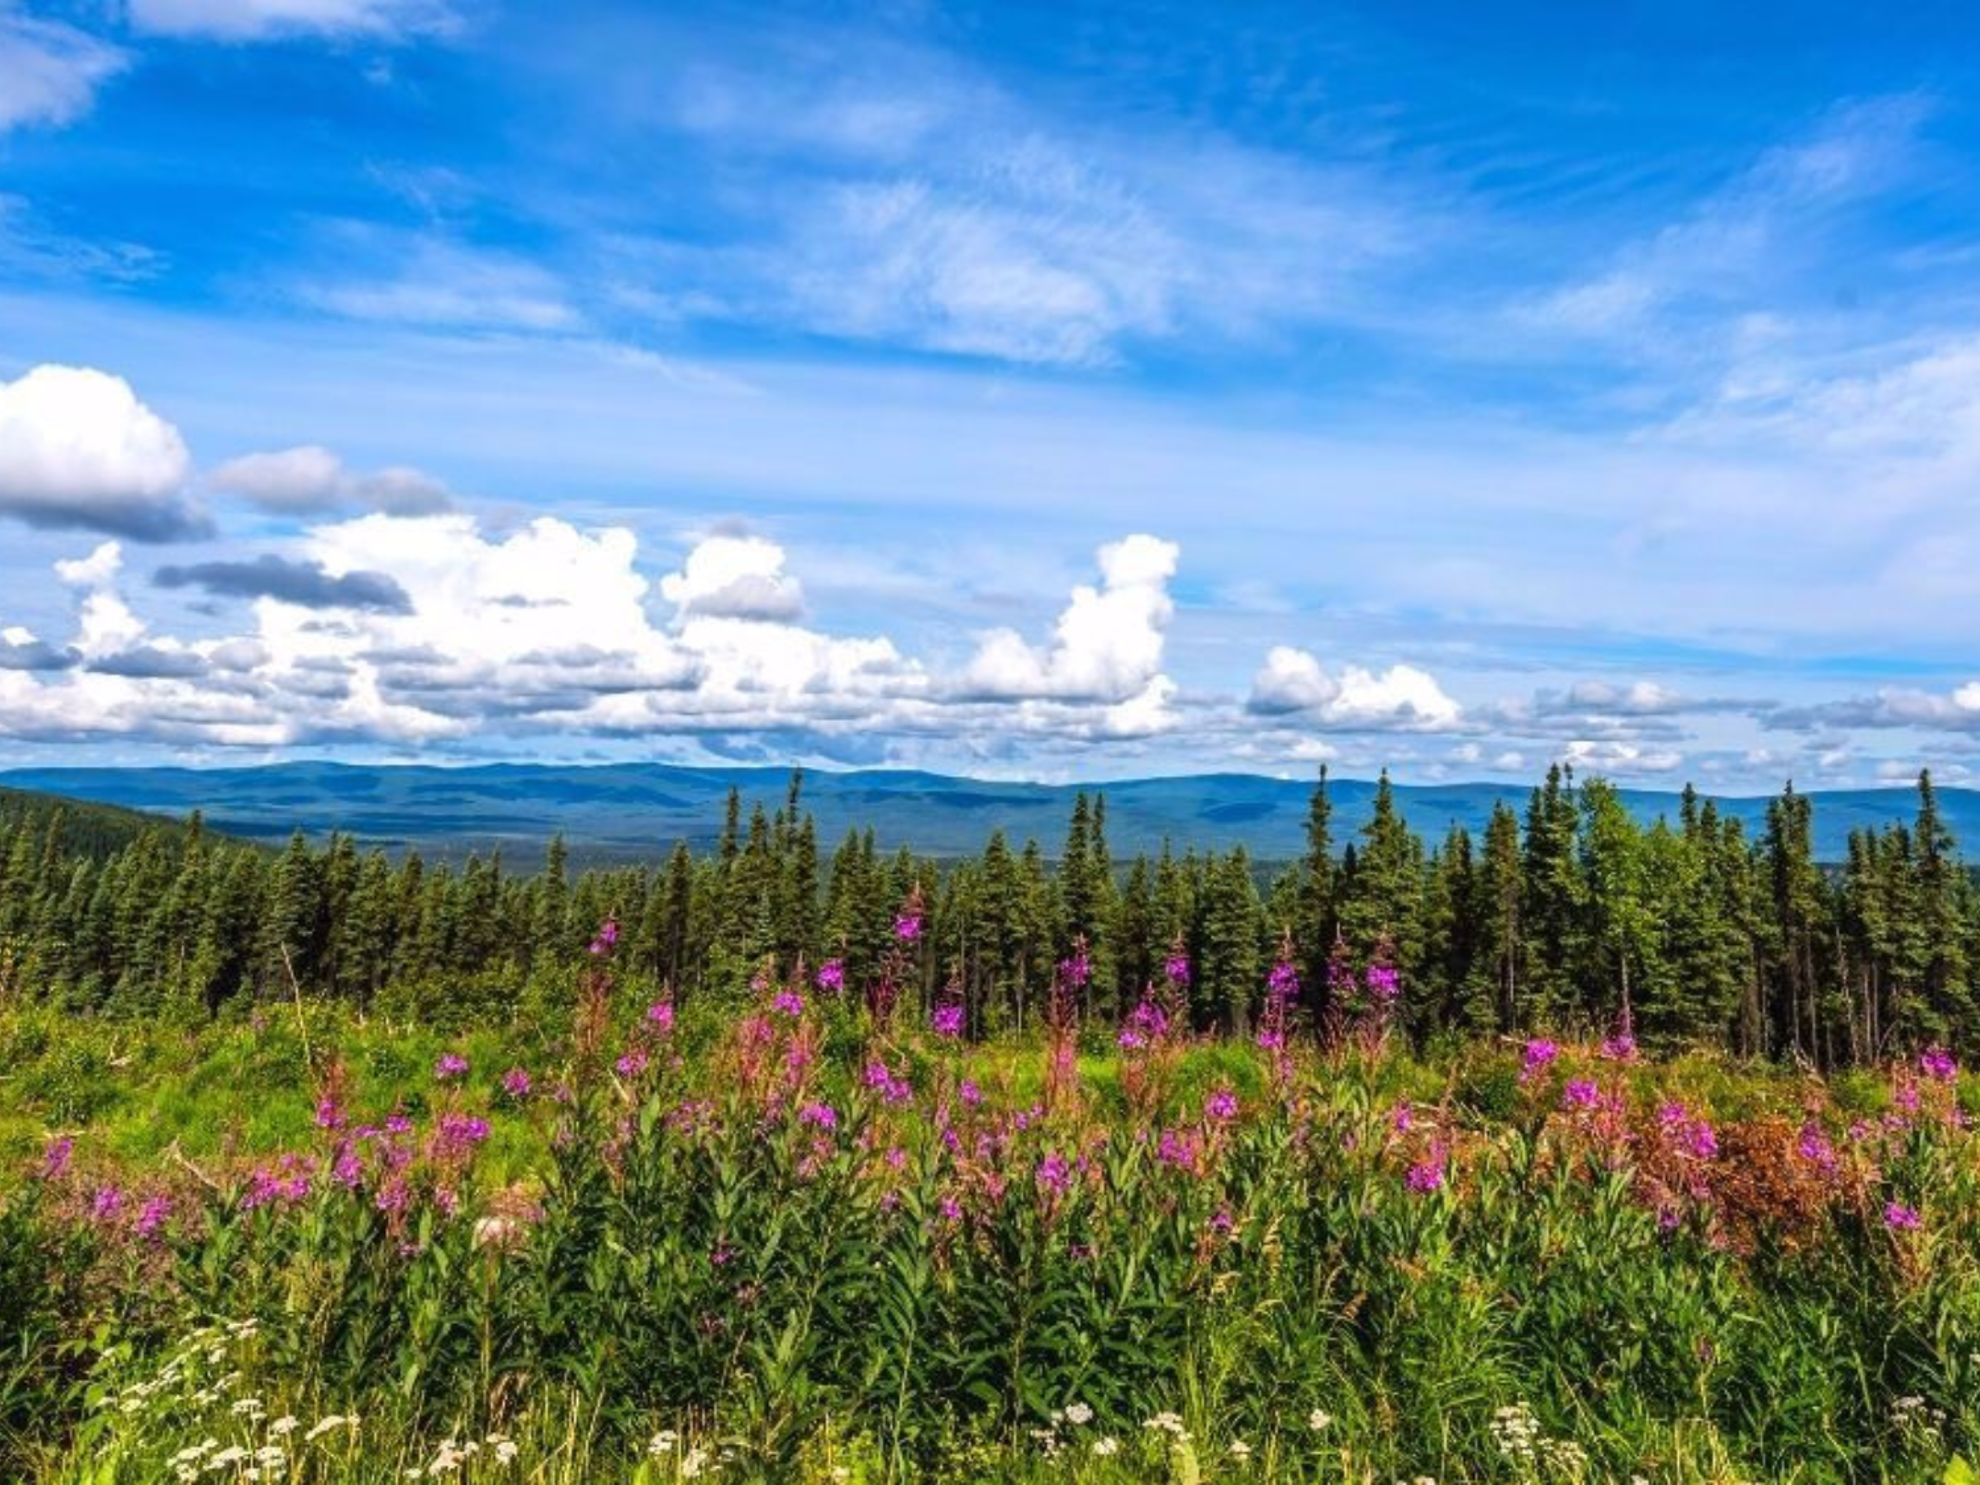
left=863, top=1060, right=912, bottom=1105
left=1204, top=1088, right=1239, bottom=1123
left=798, top=1101, right=838, bottom=1130
left=1520, top=1039, right=1559, bottom=1080
left=1921, top=1047, right=1958, bottom=1082
left=1035, top=1151, right=1073, bottom=1196
left=315, top=1096, right=344, bottom=1130
left=815, top=958, right=845, bottom=993
left=40, top=1135, right=73, bottom=1182
left=134, top=1194, right=173, bottom=1241
left=90, top=1185, right=124, bottom=1222
left=1885, top=1201, right=1922, bottom=1231
left=615, top=1048, right=650, bottom=1079
left=1798, top=1122, right=1838, bottom=1175
left=1164, top=951, right=1192, bottom=987
left=1561, top=1078, right=1600, bottom=1111
left=894, top=912, right=923, bottom=943
left=1895, top=1080, right=1922, bottom=1114
left=1406, top=1145, right=1447, bottom=1194
left=1600, top=1032, right=1639, bottom=1062
left=500, top=1067, right=532, bottom=1099
left=1267, top=957, right=1300, bottom=999
left=646, top=999, right=676, bottom=1033
left=931, top=1002, right=965, bottom=1038
left=1059, top=950, right=1092, bottom=989
left=938, top=1195, right=963, bottom=1222
left=332, top=1146, right=363, bottom=1188
left=958, top=1079, right=983, bottom=1106
left=434, top=1052, right=469, bottom=1082
left=242, top=1155, right=312, bottom=1210
left=771, top=989, right=805, bottom=1018
left=1157, top=1127, right=1200, bottom=1171
left=385, top=1112, right=414, bottom=1136
left=1365, top=962, right=1400, bottom=1003
left=589, top=917, right=620, bottom=955
left=1391, top=1100, right=1414, bottom=1133
left=435, top=1112, right=491, bottom=1158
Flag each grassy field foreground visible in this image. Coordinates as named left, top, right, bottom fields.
left=8, top=937, right=1980, bottom=1484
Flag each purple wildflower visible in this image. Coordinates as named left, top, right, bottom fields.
left=1520, top=1039, right=1558, bottom=1080
left=501, top=1067, right=532, bottom=1100
left=1885, top=1201, right=1922, bottom=1232
left=772, top=989, right=805, bottom=1018
left=799, top=1102, right=838, bottom=1130
left=1163, top=951, right=1192, bottom=987
left=315, top=1096, right=344, bottom=1130
left=894, top=912, right=923, bottom=943
left=1035, top=1151, right=1073, bottom=1196
left=930, top=1003, right=965, bottom=1038
left=90, top=1185, right=124, bottom=1222
left=1406, top=1146, right=1447, bottom=1194
left=1365, top=962, right=1400, bottom=1003
left=615, top=1047, right=650, bottom=1079
left=958, top=1079, right=983, bottom=1106
left=1798, top=1122, right=1838, bottom=1175
left=1921, top=1047, right=1958, bottom=1082
left=1561, top=1078, right=1600, bottom=1111
left=647, top=1000, right=676, bottom=1033
left=134, top=1194, right=173, bottom=1241
left=815, top=958, right=845, bottom=993
left=434, top=1052, right=469, bottom=1082
left=1204, top=1088, right=1239, bottom=1123
left=40, top=1135, right=73, bottom=1182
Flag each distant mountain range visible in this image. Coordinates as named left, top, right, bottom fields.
left=0, top=761, right=1967, bottom=864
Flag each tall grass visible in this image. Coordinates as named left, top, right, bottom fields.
left=7, top=943, right=1980, bottom=1483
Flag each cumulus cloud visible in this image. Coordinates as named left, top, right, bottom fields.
left=0, top=627, right=78, bottom=672
left=1768, top=683, right=1980, bottom=734
left=0, top=11, right=126, bottom=133
left=126, top=0, right=457, bottom=41
left=0, top=517, right=1220, bottom=752
left=659, top=532, right=805, bottom=622
left=0, top=365, right=206, bottom=539
left=208, top=445, right=452, bottom=516
left=1247, top=646, right=1462, bottom=731
left=1561, top=739, right=1685, bottom=775
left=960, top=534, right=1177, bottom=705
left=154, top=554, right=414, bottom=613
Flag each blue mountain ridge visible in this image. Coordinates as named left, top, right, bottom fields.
left=0, top=762, right=1968, bottom=865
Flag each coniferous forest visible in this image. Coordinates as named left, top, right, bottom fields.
left=4, top=765, right=1974, bottom=1064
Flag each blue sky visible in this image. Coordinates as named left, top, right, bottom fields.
left=2, top=0, right=1980, bottom=788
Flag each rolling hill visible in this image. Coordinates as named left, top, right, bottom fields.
left=0, top=761, right=1969, bottom=864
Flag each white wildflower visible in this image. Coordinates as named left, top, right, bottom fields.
left=1092, top=1436, right=1121, bottom=1457
left=1229, top=1439, right=1253, bottom=1461
left=305, top=1416, right=349, bottom=1441
left=1065, top=1402, right=1094, bottom=1426
left=1309, top=1408, right=1333, bottom=1431
left=267, top=1417, right=300, bottom=1437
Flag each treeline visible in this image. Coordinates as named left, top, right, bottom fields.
left=0, top=767, right=1975, bottom=1063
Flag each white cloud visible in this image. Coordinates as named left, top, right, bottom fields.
left=961, top=533, right=1178, bottom=705
left=209, top=444, right=452, bottom=515
left=1248, top=646, right=1462, bottom=731
left=1562, top=739, right=1685, bottom=775
left=658, top=532, right=805, bottom=622
left=0, top=365, right=206, bottom=539
left=303, top=238, right=576, bottom=331
left=0, top=11, right=126, bottom=133
left=126, top=0, right=457, bottom=41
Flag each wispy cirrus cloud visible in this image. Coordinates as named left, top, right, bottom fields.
left=0, top=9, right=127, bottom=134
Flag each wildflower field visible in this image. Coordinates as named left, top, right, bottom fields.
left=9, top=920, right=1980, bottom=1485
